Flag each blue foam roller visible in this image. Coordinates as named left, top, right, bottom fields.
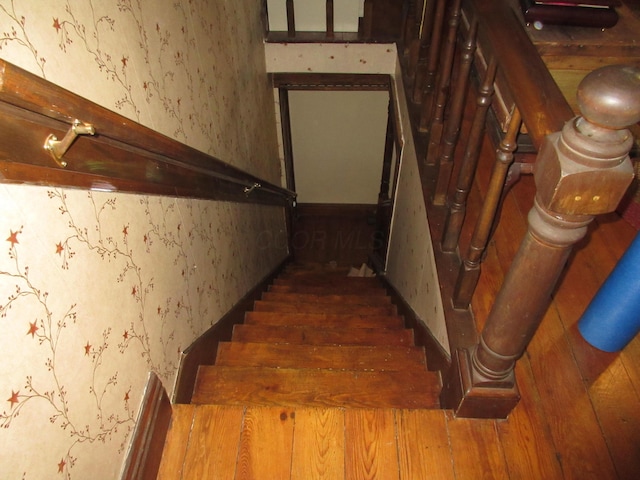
left=578, top=232, right=640, bottom=352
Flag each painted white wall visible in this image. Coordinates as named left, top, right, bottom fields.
left=385, top=61, right=449, bottom=354
left=289, top=90, right=388, bottom=204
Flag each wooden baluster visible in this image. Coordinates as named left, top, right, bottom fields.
left=418, top=0, right=447, bottom=132
left=326, top=0, right=334, bottom=39
left=432, top=19, right=477, bottom=205
left=441, top=65, right=640, bottom=419
left=361, top=0, right=374, bottom=40
left=373, top=100, right=397, bottom=265
left=286, top=0, right=295, bottom=38
left=407, top=1, right=425, bottom=79
left=403, top=0, right=418, bottom=57
left=379, top=100, right=395, bottom=202
left=453, top=106, right=521, bottom=309
left=278, top=89, right=296, bottom=193
left=412, top=0, right=437, bottom=104
left=442, top=57, right=497, bottom=252
left=425, top=0, right=462, bottom=165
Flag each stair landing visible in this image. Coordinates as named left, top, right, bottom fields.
left=157, top=404, right=454, bottom=480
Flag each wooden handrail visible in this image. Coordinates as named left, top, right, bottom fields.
left=469, top=0, right=574, bottom=149
left=0, top=60, right=295, bottom=206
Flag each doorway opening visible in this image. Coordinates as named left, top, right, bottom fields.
left=274, top=74, right=401, bottom=270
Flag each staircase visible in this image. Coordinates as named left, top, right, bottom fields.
left=157, top=264, right=443, bottom=479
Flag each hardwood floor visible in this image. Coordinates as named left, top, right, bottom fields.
left=459, top=135, right=640, bottom=479
left=158, top=405, right=490, bottom=479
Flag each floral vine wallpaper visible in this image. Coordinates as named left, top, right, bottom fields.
left=0, top=0, right=287, bottom=478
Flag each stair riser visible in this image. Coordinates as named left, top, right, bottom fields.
left=253, top=301, right=397, bottom=316
left=244, top=311, right=405, bottom=329
left=268, top=284, right=386, bottom=295
left=193, top=366, right=441, bottom=409
left=215, top=342, right=428, bottom=371
left=261, top=292, right=392, bottom=306
left=231, top=325, right=415, bottom=346
left=274, top=277, right=381, bottom=287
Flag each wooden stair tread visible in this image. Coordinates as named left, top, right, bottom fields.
left=158, top=404, right=245, bottom=480
left=156, top=404, right=196, bottom=480
left=215, top=342, right=427, bottom=371
left=245, top=311, right=404, bottom=329
left=192, top=366, right=441, bottom=409
left=232, top=324, right=415, bottom=346
left=253, top=300, right=397, bottom=315
left=261, top=291, right=392, bottom=305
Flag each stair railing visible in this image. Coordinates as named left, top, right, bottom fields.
left=405, top=0, right=577, bottom=310
left=442, top=64, right=639, bottom=417
left=402, top=0, right=639, bottom=417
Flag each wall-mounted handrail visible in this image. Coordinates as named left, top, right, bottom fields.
left=0, top=60, right=295, bottom=206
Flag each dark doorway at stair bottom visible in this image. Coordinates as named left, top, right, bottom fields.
left=291, top=203, right=378, bottom=267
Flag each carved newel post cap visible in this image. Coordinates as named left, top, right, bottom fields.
left=577, top=64, right=640, bottom=129
left=535, top=64, right=637, bottom=216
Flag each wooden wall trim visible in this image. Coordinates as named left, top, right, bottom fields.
left=172, top=256, right=290, bottom=404
left=0, top=59, right=295, bottom=206
left=120, top=258, right=290, bottom=478
left=272, top=73, right=391, bottom=91
left=381, top=276, right=451, bottom=373
left=266, top=31, right=363, bottom=43
left=120, top=372, right=172, bottom=480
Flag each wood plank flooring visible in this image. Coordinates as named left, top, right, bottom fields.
left=158, top=406, right=488, bottom=480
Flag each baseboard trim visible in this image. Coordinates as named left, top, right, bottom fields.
left=172, top=256, right=290, bottom=404
left=121, top=372, right=172, bottom=480
left=380, top=276, right=451, bottom=372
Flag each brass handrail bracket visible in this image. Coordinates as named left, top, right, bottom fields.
left=44, top=119, right=95, bottom=167
left=243, top=182, right=261, bottom=196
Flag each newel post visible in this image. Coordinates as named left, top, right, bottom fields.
left=441, top=65, right=640, bottom=418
